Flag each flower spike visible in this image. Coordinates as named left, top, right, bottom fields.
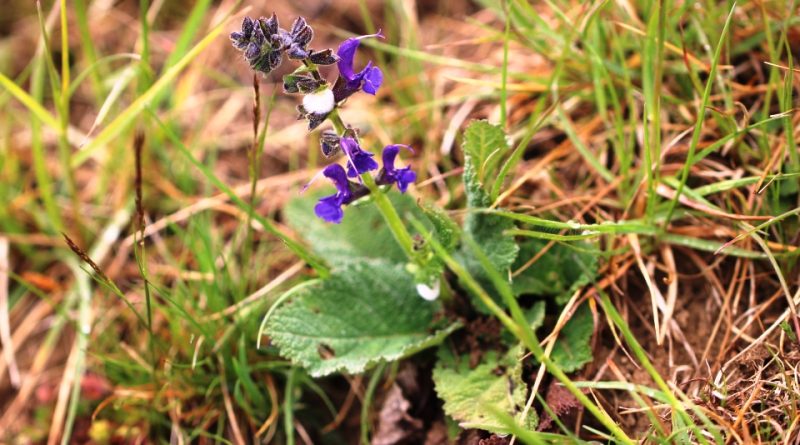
left=231, top=14, right=337, bottom=75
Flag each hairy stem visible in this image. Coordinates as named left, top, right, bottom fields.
left=325, top=108, right=417, bottom=261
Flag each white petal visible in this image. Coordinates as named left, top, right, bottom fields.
left=416, top=281, right=440, bottom=301
left=302, top=88, right=335, bottom=115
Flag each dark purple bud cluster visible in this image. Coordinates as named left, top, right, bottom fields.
left=232, top=14, right=416, bottom=224
left=230, top=15, right=338, bottom=75
left=286, top=17, right=313, bottom=59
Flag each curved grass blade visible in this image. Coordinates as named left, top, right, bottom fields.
left=71, top=5, right=239, bottom=167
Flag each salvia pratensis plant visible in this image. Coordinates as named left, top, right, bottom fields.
left=230, top=15, right=428, bottom=291
left=231, top=15, right=635, bottom=442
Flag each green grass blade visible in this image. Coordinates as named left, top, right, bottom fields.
left=410, top=218, right=634, bottom=444
left=60, top=261, right=91, bottom=445
left=663, top=3, right=736, bottom=227
left=73, top=0, right=103, bottom=100
left=556, top=106, right=614, bottom=182
left=0, top=72, right=60, bottom=129
left=599, top=292, right=722, bottom=444
left=163, top=0, right=215, bottom=71
left=149, top=112, right=330, bottom=277
left=71, top=8, right=237, bottom=167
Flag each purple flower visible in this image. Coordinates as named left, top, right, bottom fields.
left=312, top=164, right=370, bottom=223
left=377, top=145, right=416, bottom=192
left=340, top=137, right=378, bottom=178
left=313, top=164, right=351, bottom=223
left=333, top=32, right=384, bottom=102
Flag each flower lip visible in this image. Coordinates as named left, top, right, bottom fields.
left=314, top=195, right=345, bottom=223
left=378, top=144, right=416, bottom=192
left=310, top=163, right=370, bottom=224
left=333, top=31, right=385, bottom=101
left=312, top=164, right=351, bottom=223
left=322, top=163, right=352, bottom=199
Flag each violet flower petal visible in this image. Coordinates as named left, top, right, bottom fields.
left=379, top=144, right=415, bottom=192
left=322, top=163, right=352, bottom=198
left=314, top=195, right=345, bottom=223
left=361, top=65, right=383, bottom=95
left=336, top=31, right=384, bottom=82
left=381, top=144, right=401, bottom=168
left=395, top=168, right=416, bottom=193
left=312, top=164, right=353, bottom=224
left=341, top=137, right=378, bottom=178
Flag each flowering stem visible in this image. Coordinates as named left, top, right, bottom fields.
left=302, top=59, right=323, bottom=81
left=326, top=109, right=417, bottom=261
left=362, top=173, right=416, bottom=259
left=327, top=109, right=347, bottom=134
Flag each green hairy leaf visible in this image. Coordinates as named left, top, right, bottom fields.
left=459, top=121, right=519, bottom=310
left=462, top=157, right=519, bottom=273
left=285, top=191, right=425, bottom=265
left=421, top=203, right=460, bottom=253
left=551, top=304, right=594, bottom=373
left=462, top=120, right=509, bottom=185
left=433, top=346, right=537, bottom=434
left=267, top=259, right=456, bottom=377
left=512, top=239, right=598, bottom=304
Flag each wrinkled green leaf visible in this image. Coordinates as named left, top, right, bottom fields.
left=503, top=301, right=546, bottom=344
left=551, top=304, right=594, bottom=373
left=267, top=259, right=457, bottom=377
left=433, top=345, right=536, bottom=434
left=462, top=120, right=509, bottom=185
left=463, top=156, right=518, bottom=271
left=461, top=121, right=518, bottom=274
left=512, top=239, right=597, bottom=304
left=422, top=203, right=460, bottom=252
left=459, top=138, right=519, bottom=311
left=285, top=190, right=425, bottom=265
left=411, top=204, right=461, bottom=289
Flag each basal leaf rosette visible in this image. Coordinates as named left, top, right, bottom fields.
left=266, top=259, right=457, bottom=377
